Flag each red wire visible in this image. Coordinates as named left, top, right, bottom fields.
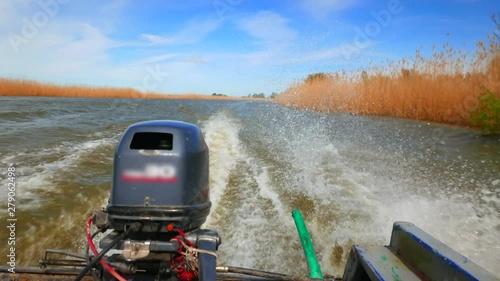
left=170, top=229, right=196, bottom=281
left=85, top=217, right=128, bottom=281
left=86, top=220, right=196, bottom=281
left=176, top=229, right=195, bottom=247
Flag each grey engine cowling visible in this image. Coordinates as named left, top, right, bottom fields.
left=106, top=120, right=211, bottom=233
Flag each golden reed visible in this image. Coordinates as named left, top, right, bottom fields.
left=0, top=78, right=260, bottom=101
left=276, top=36, right=499, bottom=126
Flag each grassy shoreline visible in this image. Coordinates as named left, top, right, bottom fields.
left=0, top=78, right=265, bottom=101
left=275, top=35, right=499, bottom=132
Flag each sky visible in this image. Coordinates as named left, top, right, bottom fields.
left=0, top=0, right=498, bottom=96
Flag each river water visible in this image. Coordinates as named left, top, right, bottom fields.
left=0, top=97, right=499, bottom=277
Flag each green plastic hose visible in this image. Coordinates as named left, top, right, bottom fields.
left=292, top=210, right=324, bottom=279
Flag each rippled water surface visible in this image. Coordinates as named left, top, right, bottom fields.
left=0, top=97, right=499, bottom=277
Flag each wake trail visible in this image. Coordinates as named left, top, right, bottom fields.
left=201, top=111, right=304, bottom=274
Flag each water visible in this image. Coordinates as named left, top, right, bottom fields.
left=0, top=97, right=499, bottom=277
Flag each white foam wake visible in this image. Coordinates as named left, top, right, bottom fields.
left=0, top=135, right=117, bottom=208
left=201, top=112, right=244, bottom=226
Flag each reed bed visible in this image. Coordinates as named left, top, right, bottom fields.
left=0, top=78, right=262, bottom=101
left=276, top=36, right=499, bottom=127
left=0, top=78, right=144, bottom=98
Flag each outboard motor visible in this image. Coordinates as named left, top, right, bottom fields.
left=91, top=120, right=220, bottom=281
left=107, top=120, right=211, bottom=232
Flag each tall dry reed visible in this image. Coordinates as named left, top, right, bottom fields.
left=0, top=79, right=145, bottom=98
left=0, top=79, right=264, bottom=101
left=276, top=34, right=500, bottom=126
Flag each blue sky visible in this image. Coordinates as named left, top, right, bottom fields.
left=0, top=0, right=497, bottom=96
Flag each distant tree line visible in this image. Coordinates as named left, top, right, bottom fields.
left=243, top=92, right=279, bottom=99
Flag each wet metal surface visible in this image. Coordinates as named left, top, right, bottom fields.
left=343, top=222, right=500, bottom=281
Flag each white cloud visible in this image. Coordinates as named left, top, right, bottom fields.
left=0, top=0, right=155, bottom=89
left=300, top=0, right=359, bottom=18
left=0, top=0, right=52, bottom=31
left=53, top=24, right=112, bottom=59
left=0, top=20, right=119, bottom=83
left=129, top=53, right=180, bottom=66
left=0, top=1, right=19, bottom=28
left=90, top=0, right=131, bottom=33
left=100, top=0, right=129, bottom=15
left=237, top=11, right=297, bottom=48
left=289, top=41, right=376, bottom=65
left=181, top=55, right=208, bottom=64
left=140, top=18, right=220, bottom=45
left=222, top=11, right=371, bottom=68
